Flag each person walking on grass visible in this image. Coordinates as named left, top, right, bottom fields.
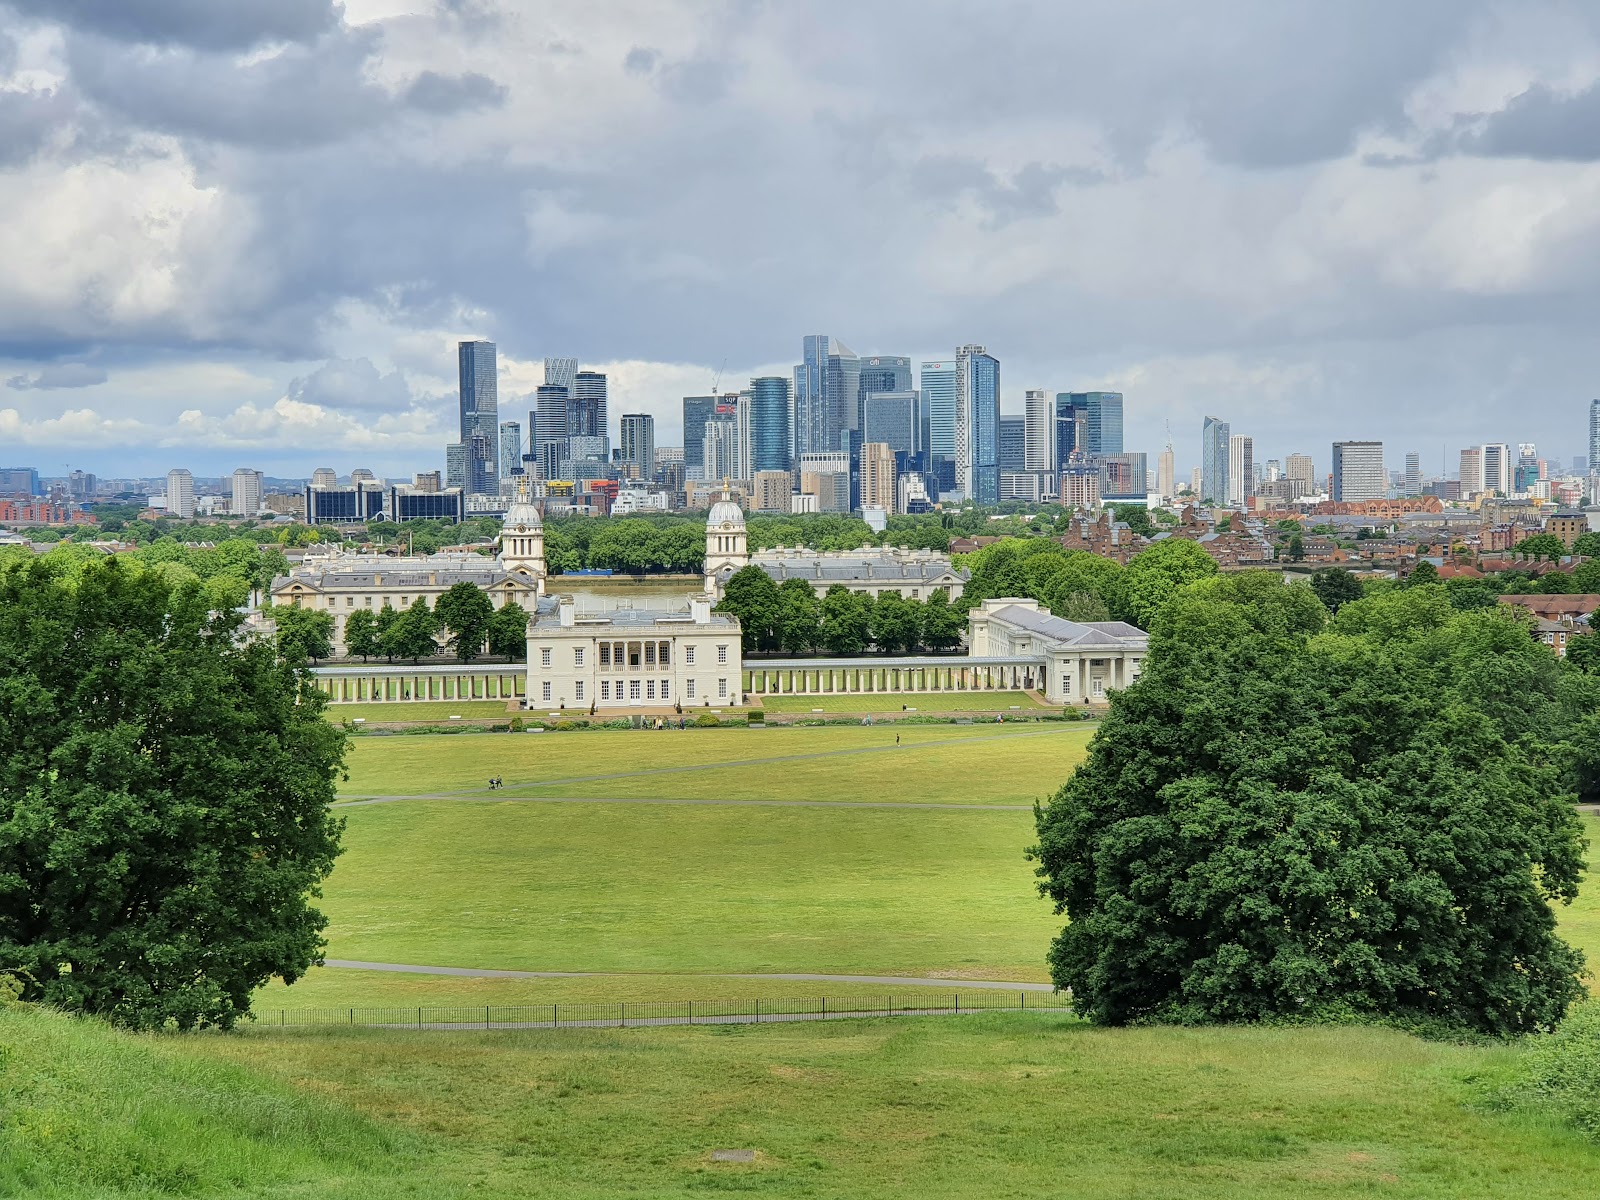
left=896, top=733, right=900, bottom=747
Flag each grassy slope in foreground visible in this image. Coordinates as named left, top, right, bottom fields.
left=9, top=1003, right=1600, bottom=1200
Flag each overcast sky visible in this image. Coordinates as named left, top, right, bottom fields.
left=3, top=0, right=1600, bottom=481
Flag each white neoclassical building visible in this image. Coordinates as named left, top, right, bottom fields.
left=703, top=491, right=749, bottom=590
left=965, top=599, right=1146, bottom=703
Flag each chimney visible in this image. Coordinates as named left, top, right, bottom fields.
left=559, top=599, right=575, bottom=627
left=690, top=596, right=712, bottom=624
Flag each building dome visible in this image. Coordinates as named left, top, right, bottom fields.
left=503, top=495, right=543, bottom=533
left=707, top=497, right=745, bottom=529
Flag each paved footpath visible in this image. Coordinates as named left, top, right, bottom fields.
left=323, top=958, right=1056, bottom=991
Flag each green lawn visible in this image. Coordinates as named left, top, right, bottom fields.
left=756, top=690, right=1052, bottom=712
left=328, top=700, right=514, bottom=722
left=17, top=1001, right=1599, bottom=1200
left=341, top=723, right=1092, bottom=802
left=315, top=799, right=1058, bottom=979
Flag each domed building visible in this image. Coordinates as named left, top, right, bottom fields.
left=498, top=484, right=546, bottom=586
left=702, top=486, right=749, bottom=593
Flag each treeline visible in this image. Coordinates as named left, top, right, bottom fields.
left=715, top=567, right=966, bottom=655
left=268, top=581, right=528, bottom=665
left=0, top=536, right=288, bottom=609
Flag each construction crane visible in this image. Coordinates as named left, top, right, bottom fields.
left=710, top=357, right=727, bottom=397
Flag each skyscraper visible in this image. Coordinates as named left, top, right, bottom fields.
left=311, top=467, right=337, bottom=489
left=826, top=341, right=860, bottom=447
left=921, top=360, right=958, bottom=460
left=499, top=421, right=523, bottom=482
left=618, top=413, right=655, bottom=480
left=793, top=336, right=861, bottom=455
left=1201, top=416, right=1229, bottom=504
left=860, top=442, right=897, bottom=511
left=857, top=356, right=912, bottom=434
left=955, top=344, right=999, bottom=503
left=1332, top=441, right=1386, bottom=501
left=1156, top=442, right=1175, bottom=500
left=571, top=371, right=608, bottom=439
left=230, top=468, right=262, bottom=517
left=1590, top=399, right=1600, bottom=476
left=1459, top=447, right=1484, bottom=496
left=683, top=394, right=736, bottom=481
left=998, top=417, right=1026, bottom=473
left=1063, top=392, right=1124, bottom=456
left=703, top=418, right=738, bottom=483
left=534, top=384, right=570, bottom=450
left=1481, top=443, right=1510, bottom=495
left=1054, top=393, right=1088, bottom=467
left=458, top=340, right=498, bottom=493
left=1404, top=452, right=1421, bottom=497
left=862, top=391, right=919, bottom=456
left=748, top=376, right=792, bottom=473
left=166, top=468, right=195, bottom=519
left=1024, top=388, right=1054, bottom=473
left=543, top=357, right=578, bottom=392
left=1227, top=435, right=1253, bottom=506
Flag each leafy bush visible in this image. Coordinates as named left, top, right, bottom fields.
left=694, top=714, right=721, bottom=727
left=1485, top=1002, right=1600, bottom=1138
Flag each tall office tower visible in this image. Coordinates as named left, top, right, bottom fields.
left=1264, top=459, right=1282, bottom=482
left=1590, top=399, right=1600, bottom=475
left=230, top=468, right=263, bottom=517
left=862, top=391, right=919, bottom=456
left=1156, top=442, right=1176, bottom=500
left=921, top=360, right=958, bottom=460
left=860, top=442, right=897, bottom=511
left=537, top=439, right=569, bottom=483
left=534, top=384, right=570, bottom=447
left=1459, top=447, right=1484, bottom=496
left=793, top=335, right=861, bottom=454
left=998, top=416, right=1027, bottom=473
left=1481, top=442, right=1510, bottom=495
left=825, top=340, right=860, bottom=447
left=458, top=340, right=498, bottom=488
left=1100, top=452, right=1148, bottom=499
left=1054, top=393, right=1088, bottom=466
left=1062, top=392, right=1124, bottom=456
left=682, top=395, right=718, bottom=480
left=1513, top=443, right=1540, bottom=494
left=1201, top=416, right=1230, bottom=504
left=735, top=393, right=754, bottom=481
left=571, top=371, right=608, bottom=439
left=1226, top=435, right=1254, bottom=506
left=618, top=414, right=655, bottom=480
left=748, top=376, right=793, bottom=472
left=165, top=468, right=195, bottom=519
left=1332, top=441, right=1386, bottom=501
left=311, top=466, right=338, bottom=489
left=1404, top=452, right=1421, bottom=497
left=445, top=444, right=465, bottom=489
left=1285, top=453, right=1315, bottom=498
left=857, top=356, right=912, bottom=434
left=955, top=344, right=1000, bottom=503
left=543, top=357, right=578, bottom=392
left=1189, top=466, right=1203, bottom=495
left=497, top=421, right=522, bottom=483
left=350, top=468, right=377, bottom=486
left=1024, top=389, right=1055, bottom=472
left=702, top=418, right=739, bottom=483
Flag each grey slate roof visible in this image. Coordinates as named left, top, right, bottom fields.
left=988, top=604, right=1146, bottom=648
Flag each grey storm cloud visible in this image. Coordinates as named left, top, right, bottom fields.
left=6, top=0, right=339, bottom=50
left=6, top=363, right=108, bottom=390
left=1461, top=82, right=1600, bottom=161
left=404, top=71, right=509, bottom=115
left=287, top=358, right=413, bottom=412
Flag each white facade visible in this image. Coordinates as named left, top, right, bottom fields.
left=525, top=594, right=743, bottom=710
left=966, top=599, right=1146, bottom=704
left=703, top=491, right=750, bottom=586
left=1024, top=388, right=1055, bottom=473
left=231, top=468, right=263, bottom=518
left=166, top=468, right=195, bottom=519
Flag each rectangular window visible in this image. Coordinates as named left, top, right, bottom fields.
left=629, top=645, right=640, bottom=667
left=364, top=596, right=372, bottom=607
left=574, top=647, right=584, bottom=666
left=629, top=680, right=641, bottom=700
left=541, top=648, right=551, bottom=668
left=400, top=597, right=407, bottom=607
left=345, top=596, right=353, bottom=607
left=685, top=646, right=695, bottom=665
left=646, top=680, right=656, bottom=700
left=717, top=645, right=728, bottom=664
left=718, top=678, right=728, bottom=698
left=645, top=643, right=656, bottom=667
left=542, top=681, right=552, bottom=701
left=687, top=680, right=696, bottom=698
left=601, top=680, right=610, bottom=700
left=600, top=644, right=611, bottom=667
left=575, top=681, right=584, bottom=701
left=658, top=641, right=671, bottom=666
left=661, top=679, right=670, bottom=699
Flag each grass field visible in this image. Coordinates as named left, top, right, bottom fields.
left=11, top=1002, right=1600, bottom=1200
left=755, top=690, right=1051, bottom=712
left=328, top=700, right=513, bottom=722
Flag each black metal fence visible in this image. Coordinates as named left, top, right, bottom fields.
left=259, top=989, right=1071, bottom=1031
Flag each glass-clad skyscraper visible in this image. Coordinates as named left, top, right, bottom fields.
left=457, top=340, right=498, bottom=493
left=1201, top=416, right=1230, bottom=505
left=858, top=356, right=912, bottom=434
left=956, top=345, right=1000, bottom=504
left=862, top=391, right=919, bottom=456
left=1058, top=391, right=1123, bottom=456
left=998, top=417, right=1026, bottom=473
left=921, top=360, right=958, bottom=460
left=749, top=376, right=793, bottom=472
left=571, top=371, right=607, bottom=439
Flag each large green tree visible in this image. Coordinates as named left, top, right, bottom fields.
left=487, top=603, right=529, bottom=660
left=343, top=607, right=382, bottom=661
left=775, top=578, right=821, bottom=654
left=435, top=581, right=494, bottom=662
left=1515, top=533, right=1567, bottom=562
left=1112, top=538, right=1217, bottom=627
left=1032, top=575, right=1591, bottom=1035
left=0, top=557, right=345, bottom=1030
left=870, top=592, right=921, bottom=654
left=383, top=598, right=440, bottom=664
left=920, top=588, right=966, bottom=650
left=1309, top=566, right=1365, bottom=614
left=271, top=604, right=334, bottom=664
left=820, top=585, right=871, bottom=655
left=717, top=566, right=781, bottom=652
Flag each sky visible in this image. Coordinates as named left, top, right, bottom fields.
left=3, top=0, right=1600, bottom=481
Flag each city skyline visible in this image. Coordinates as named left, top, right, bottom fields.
left=6, top=4, right=1600, bottom=476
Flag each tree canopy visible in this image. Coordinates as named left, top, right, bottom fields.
left=1032, top=574, right=1595, bottom=1036
left=0, top=556, right=345, bottom=1030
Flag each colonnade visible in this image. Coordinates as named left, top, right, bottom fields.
left=743, top=659, right=1040, bottom=697
left=314, top=670, right=524, bottom=703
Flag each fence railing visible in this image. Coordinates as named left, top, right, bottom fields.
left=260, top=989, right=1070, bottom=1031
